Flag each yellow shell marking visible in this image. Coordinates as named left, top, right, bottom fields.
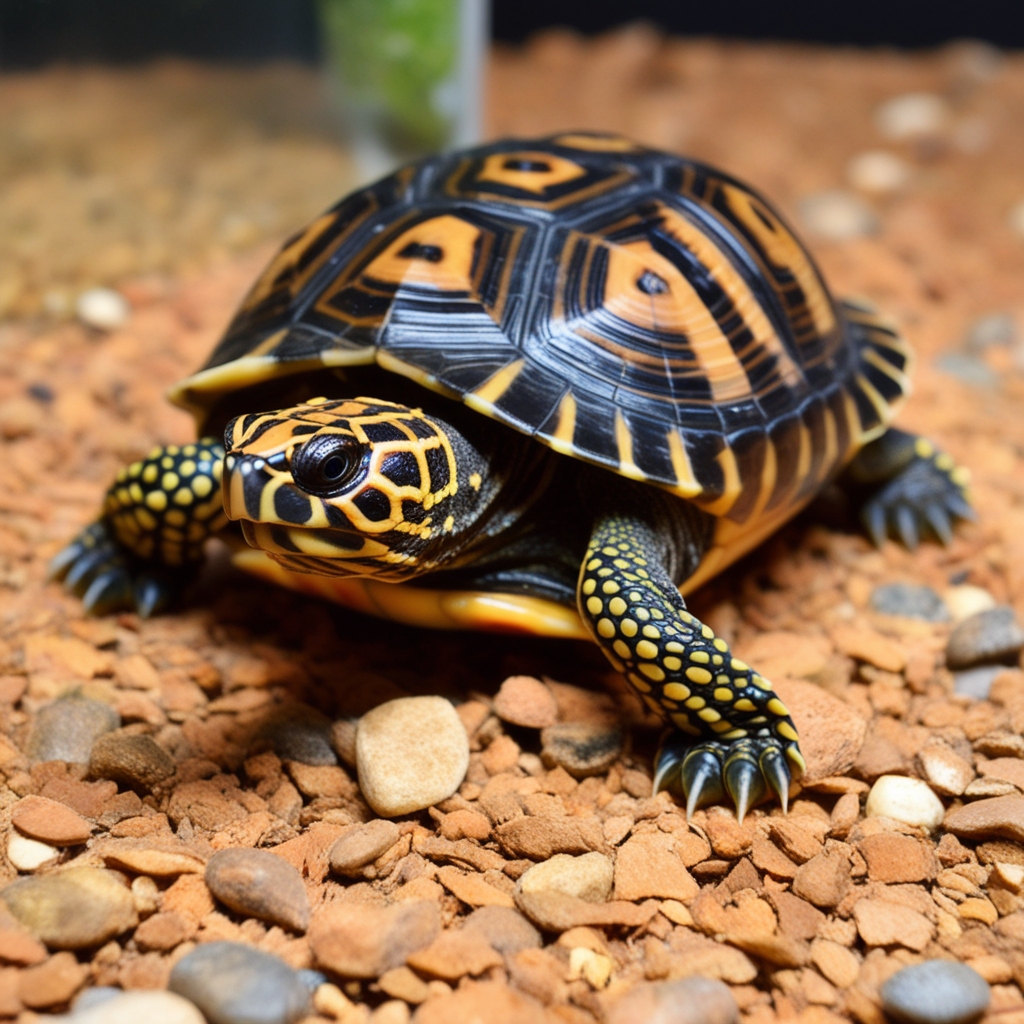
left=685, top=666, right=713, bottom=685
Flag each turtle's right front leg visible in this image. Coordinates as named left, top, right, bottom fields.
left=50, top=439, right=226, bottom=616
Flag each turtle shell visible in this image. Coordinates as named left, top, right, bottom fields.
left=169, top=133, right=912, bottom=527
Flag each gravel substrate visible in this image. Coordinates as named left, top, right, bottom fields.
left=1, top=28, right=1024, bottom=1024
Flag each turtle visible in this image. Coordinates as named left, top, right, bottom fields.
left=51, top=132, right=974, bottom=820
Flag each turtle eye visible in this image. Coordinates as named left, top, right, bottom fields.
left=292, top=435, right=367, bottom=496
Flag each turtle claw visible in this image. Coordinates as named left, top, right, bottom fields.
left=724, top=752, right=767, bottom=825
left=681, top=746, right=726, bottom=820
left=653, top=733, right=689, bottom=798
left=760, top=744, right=793, bottom=815
left=82, top=569, right=134, bottom=616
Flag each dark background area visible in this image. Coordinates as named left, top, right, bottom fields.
left=0, top=0, right=1022, bottom=68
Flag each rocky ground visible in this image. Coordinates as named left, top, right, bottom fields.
left=1, top=25, right=1024, bottom=1024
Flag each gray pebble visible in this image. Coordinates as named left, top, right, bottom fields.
left=72, top=986, right=122, bottom=1012
left=870, top=583, right=949, bottom=622
left=934, top=352, right=999, bottom=389
left=28, top=694, right=119, bottom=764
left=205, top=848, right=309, bottom=933
left=947, top=606, right=1024, bottom=669
left=169, top=941, right=311, bottom=1024
left=1, top=866, right=137, bottom=949
left=297, top=969, right=328, bottom=992
left=953, top=665, right=1005, bottom=700
left=462, top=906, right=542, bottom=956
left=540, top=721, right=623, bottom=778
left=965, top=311, right=1017, bottom=351
left=880, top=959, right=990, bottom=1024
left=328, top=819, right=401, bottom=877
left=255, top=704, right=336, bottom=766
left=89, top=732, right=176, bottom=792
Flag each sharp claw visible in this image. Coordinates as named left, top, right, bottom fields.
left=82, top=570, right=133, bottom=616
left=946, top=493, right=976, bottom=522
left=923, top=503, right=953, bottom=546
left=63, top=546, right=117, bottom=594
left=681, top=748, right=725, bottom=820
left=653, top=734, right=688, bottom=796
left=724, top=755, right=767, bottom=825
left=760, top=745, right=792, bottom=815
left=133, top=575, right=172, bottom=619
left=48, top=543, right=87, bottom=582
left=894, top=504, right=919, bottom=550
left=863, top=502, right=887, bottom=548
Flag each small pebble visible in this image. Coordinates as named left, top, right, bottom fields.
left=88, top=732, right=176, bottom=792
left=964, top=311, right=1017, bottom=351
left=461, top=906, right=542, bottom=956
left=69, top=989, right=207, bottom=1024
left=12, top=795, right=92, bottom=846
left=205, top=848, right=310, bottom=933
left=946, top=606, right=1024, bottom=669
left=875, top=92, right=948, bottom=139
left=607, top=976, right=739, bottom=1024
left=8, top=832, right=60, bottom=872
left=518, top=852, right=614, bottom=903
left=75, top=287, right=130, bottom=330
left=329, top=819, right=401, bottom=876
left=1, top=867, right=138, bottom=949
left=492, top=676, right=558, bottom=729
left=943, top=585, right=996, bottom=622
left=944, top=795, right=1024, bottom=843
left=880, top=959, right=990, bottom=1024
left=540, top=721, right=623, bottom=777
left=918, top=745, right=974, bottom=797
left=847, top=150, right=910, bottom=194
left=865, top=775, right=945, bottom=831
left=169, top=941, right=311, bottom=1024
left=255, top=704, right=337, bottom=766
left=953, top=665, right=1004, bottom=700
left=27, top=693, right=120, bottom=764
left=934, top=352, right=998, bottom=388
left=870, top=582, right=949, bottom=622
left=798, top=190, right=879, bottom=241
left=355, top=697, right=469, bottom=816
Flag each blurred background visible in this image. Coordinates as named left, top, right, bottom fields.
left=0, top=0, right=1022, bottom=353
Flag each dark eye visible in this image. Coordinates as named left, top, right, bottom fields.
left=292, top=435, right=366, bottom=496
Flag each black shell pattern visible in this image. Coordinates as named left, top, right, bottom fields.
left=177, top=133, right=912, bottom=523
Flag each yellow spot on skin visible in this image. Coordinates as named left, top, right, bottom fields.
left=628, top=673, right=652, bottom=693
left=716, top=674, right=730, bottom=685
left=721, top=729, right=748, bottom=740
left=684, top=696, right=705, bottom=710
left=602, top=547, right=618, bottom=556
left=698, top=707, right=722, bottom=723
left=116, top=488, right=131, bottom=505
left=192, top=475, right=213, bottom=498
left=712, top=655, right=723, bottom=665
left=651, top=609, right=664, bottom=619
left=145, top=491, right=167, bottom=512
left=701, top=625, right=714, bottom=639
left=639, top=663, right=665, bottom=682
left=143, top=464, right=158, bottom=484
left=128, top=462, right=142, bottom=478
left=444, top=515, right=455, bottom=532
left=951, top=466, right=970, bottom=487
left=582, top=578, right=596, bottom=595
left=469, top=472, right=482, bottom=491
left=597, top=618, right=616, bottom=639
left=165, top=509, right=186, bottom=526
left=636, top=608, right=650, bottom=621
left=587, top=596, right=603, bottom=616
left=183, top=444, right=197, bottom=457
left=689, top=651, right=710, bottom=664
left=686, top=666, right=713, bottom=685
left=663, top=682, right=690, bottom=701
left=767, top=698, right=789, bottom=717
left=665, top=642, right=684, bottom=653
left=733, top=699, right=756, bottom=712
left=613, top=640, right=631, bottom=660
left=212, top=462, right=223, bottom=480
left=642, top=625, right=661, bottom=640
left=752, top=675, right=772, bottom=690
left=128, top=483, right=143, bottom=503
left=587, top=558, right=601, bottom=571
left=161, top=457, right=174, bottom=469
left=135, top=508, right=157, bottom=530
left=179, top=460, right=196, bottom=477
left=915, top=437, right=935, bottom=458
left=713, top=638, right=729, bottom=652
left=597, top=568, right=613, bottom=577
left=777, top=722, right=799, bottom=742
left=663, top=656, right=681, bottom=671
left=713, top=687, right=734, bottom=702
left=162, top=472, right=179, bottom=491
left=629, top=591, right=642, bottom=601
left=602, top=581, right=620, bottom=595
left=635, top=640, right=658, bottom=660
left=936, top=453, right=954, bottom=471
left=609, top=597, right=627, bottom=616
left=621, top=619, right=638, bottom=637
left=166, top=445, right=180, bottom=456
left=731, top=659, right=749, bottom=673
left=173, top=487, right=193, bottom=505
left=613, top=559, right=630, bottom=569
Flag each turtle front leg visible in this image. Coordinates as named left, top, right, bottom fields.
left=50, top=439, right=226, bottom=616
left=845, top=428, right=974, bottom=549
left=578, top=514, right=805, bottom=822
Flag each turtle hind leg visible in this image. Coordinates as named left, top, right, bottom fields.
left=51, top=438, right=226, bottom=616
left=846, top=428, right=974, bottom=550
left=577, top=513, right=805, bottom=822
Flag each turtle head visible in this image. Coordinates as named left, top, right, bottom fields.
left=222, top=397, right=494, bottom=580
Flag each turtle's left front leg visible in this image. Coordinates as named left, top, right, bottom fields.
left=578, top=513, right=805, bottom=822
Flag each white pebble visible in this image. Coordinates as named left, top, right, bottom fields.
left=76, top=288, right=130, bottom=331
left=519, top=852, right=614, bottom=903
left=798, top=190, right=879, bottom=241
left=847, top=151, right=910, bottom=195
left=943, top=585, right=996, bottom=622
left=875, top=92, right=949, bottom=140
left=1008, top=201, right=1024, bottom=238
left=8, top=831, right=59, bottom=872
left=71, top=990, right=206, bottom=1024
left=865, top=775, right=945, bottom=831
left=356, top=696, right=469, bottom=817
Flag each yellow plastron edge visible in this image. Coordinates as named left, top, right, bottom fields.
left=232, top=549, right=590, bottom=639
